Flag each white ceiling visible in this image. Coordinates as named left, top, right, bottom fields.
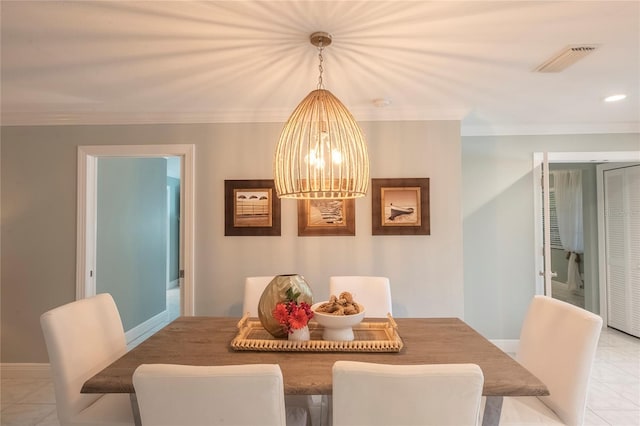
left=1, top=1, right=639, bottom=136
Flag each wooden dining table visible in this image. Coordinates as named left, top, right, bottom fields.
left=82, top=316, right=548, bottom=426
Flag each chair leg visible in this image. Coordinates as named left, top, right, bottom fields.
left=482, top=396, right=503, bottom=426
left=320, top=395, right=332, bottom=426
left=129, top=393, right=142, bottom=426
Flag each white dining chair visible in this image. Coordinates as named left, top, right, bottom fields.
left=332, top=361, right=484, bottom=426
left=497, top=295, right=603, bottom=426
left=242, top=276, right=315, bottom=425
left=243, top=276, right=275, bottom=317
left=133, top=363, right=307, bottom=426
left=40, top=293, right=135, bottom=426
left=329, top=276, right=393, bottom=317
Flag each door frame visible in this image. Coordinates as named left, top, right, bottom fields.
left=76, top=144, right=195, bottom=316
left=533, top=151, right=640, bottom=318
left=532, top=152, right=552, bottom=296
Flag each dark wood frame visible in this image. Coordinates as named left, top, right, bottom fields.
left=297, top=199, right=355, bottom=236
left=372, top=178, right=430, bottom=235
left=225, top=180, right=281, bottom=236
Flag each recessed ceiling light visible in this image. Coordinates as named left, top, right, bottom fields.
left=604, top=94, right=627, bottom=102
left=373, top=98, right=391, bottom=107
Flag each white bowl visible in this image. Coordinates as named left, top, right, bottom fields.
left=311, top=302, right=365, bottom=341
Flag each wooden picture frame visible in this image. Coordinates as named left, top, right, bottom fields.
left=225, top=180, right=281, bottom=236
left=372, top=178, right=430, bottom=235
left=297, top=199, right=356, bottom=236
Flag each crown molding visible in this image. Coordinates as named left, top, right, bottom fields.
left=2, top=110, right=638, bottom=137
left=0, top=107, right=469, bottom=127
left=461, top=122, right=640, bottom=137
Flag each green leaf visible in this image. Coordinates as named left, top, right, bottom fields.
left=285, top=287, right=301, bottom=302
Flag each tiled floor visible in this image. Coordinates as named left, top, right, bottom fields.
left=2, top=327, right=638, bottom=426
left=585, top=327, right=640, bottom=425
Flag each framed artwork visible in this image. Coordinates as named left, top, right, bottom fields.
left=224, top=180, right=281, bottom=236
left=371, top=178, right=430, bottom=235
left=297, top=199, right=355, bottom=236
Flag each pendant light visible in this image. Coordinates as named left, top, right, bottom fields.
left=274, top=32, right=370, bottom=199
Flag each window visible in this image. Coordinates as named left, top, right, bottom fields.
left=548, top=189, right=563, bottom=249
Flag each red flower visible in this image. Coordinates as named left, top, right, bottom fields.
left=289, top=308, right=310, bottom=330
left=273, top=303, right=290, bottom=325
left=272, top=299, right=314, bottom=334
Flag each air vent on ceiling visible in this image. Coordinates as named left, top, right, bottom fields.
left=535, top=45, right=599, bottom=73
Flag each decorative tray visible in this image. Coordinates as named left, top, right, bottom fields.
left=230, top=315, right=404, bottom=352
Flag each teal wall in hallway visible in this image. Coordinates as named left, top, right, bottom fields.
left=97, top=157, right=167, bottom=332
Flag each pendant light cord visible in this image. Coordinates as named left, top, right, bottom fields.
left=317, top=44, right=325, bottom=90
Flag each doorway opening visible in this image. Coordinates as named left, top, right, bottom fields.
left=76, top=144, right=195, bottom=345
left=534, top=151, right=640, bottom=320
left=547, top=165, right=587, bottom=309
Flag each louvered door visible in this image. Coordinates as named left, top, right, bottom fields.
left=604, top=165, right=640, bottom=337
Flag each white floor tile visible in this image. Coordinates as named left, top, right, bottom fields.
left=592, top=360, right=638, bottom=384
left=614, top=361, right=640, bottom=379
left=599, top=382, right=640, bottom=409
left=0, top=380, right=46, bottom=406
left=591, top=409, right=640, bottom=426
left=587, top=380, right=640, bottom=410
left=596, top=346, right=639, bottom=363
left=19, top=383, right=56, bottom=405
left=33, top=409, right=60, bottom=426
left=584, top=408, right=612, bottom=426
left=0, top=403, right=56, bottom=426
left=599, top=330, right=640, bottom=348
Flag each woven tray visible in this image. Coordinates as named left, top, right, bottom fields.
left=230, top=315, right=404, bottom=352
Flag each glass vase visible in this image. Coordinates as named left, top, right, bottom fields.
left=258, top=274, right=314, bottom=338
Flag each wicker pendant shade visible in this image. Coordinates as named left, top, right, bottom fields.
left=273, top=32, right=369, bottom=199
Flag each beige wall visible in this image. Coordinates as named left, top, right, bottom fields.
left=1, top=120, right=463, bottom=362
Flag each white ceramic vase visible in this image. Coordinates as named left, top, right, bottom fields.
left=288, top=325, right=310, bottom=341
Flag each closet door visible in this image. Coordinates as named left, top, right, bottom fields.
left=604, top=165, right=640, bottom=337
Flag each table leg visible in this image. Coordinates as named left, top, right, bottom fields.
left=320, top=395, right=332, bottom=426
left=482, top=396, right=503, bottom=426
left=129, top=393, right=142, bottom=426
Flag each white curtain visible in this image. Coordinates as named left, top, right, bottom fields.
left=552, top=170, right=584, bottom=292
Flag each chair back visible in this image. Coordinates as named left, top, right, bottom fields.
left=332, top=361, right=484, bottom=426
left=243, top=276, right=275, bottom=317
left=329, top=276, right=392, bottom=317
left=133, top=364, right=287, bottom=426
left=40, top=293, right=127, bottom=424
left=517, top=295, right=603, bottom=425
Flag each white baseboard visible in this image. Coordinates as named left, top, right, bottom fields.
left=489, top=339, right=519, bottom=355
left=1, top=363, right=51, bottom=380
left=125, top=310, right=167, bottom=344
